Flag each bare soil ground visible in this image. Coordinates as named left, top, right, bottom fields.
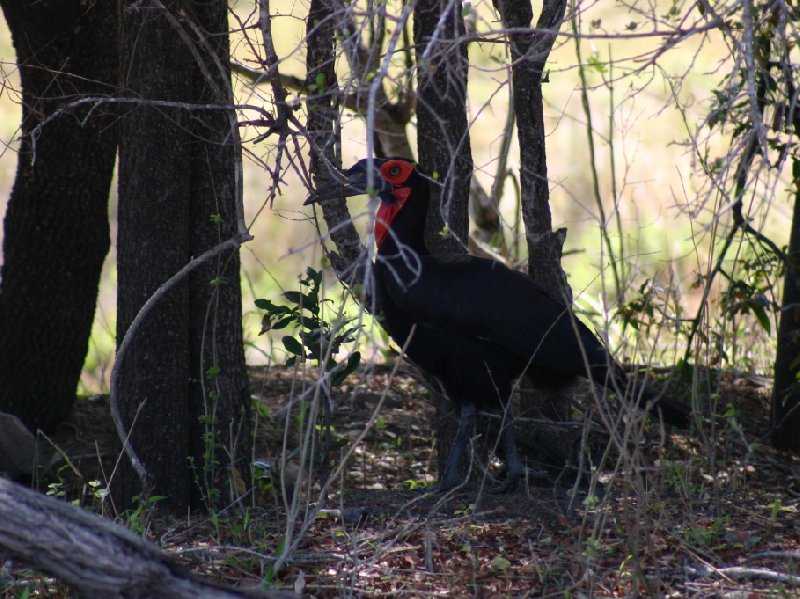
left=4, top=364, right=800, bottom=598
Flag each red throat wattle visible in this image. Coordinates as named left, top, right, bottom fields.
left=375, top=187, right=411, bottom=247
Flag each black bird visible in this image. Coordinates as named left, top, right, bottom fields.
left=307, top=157, right=690, bottom=493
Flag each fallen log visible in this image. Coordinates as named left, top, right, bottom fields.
left=0, top=478, right=293, bottom=598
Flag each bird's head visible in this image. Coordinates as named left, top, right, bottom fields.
left=305, top=158, right=426, bottom=247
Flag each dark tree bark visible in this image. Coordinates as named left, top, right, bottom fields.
left=187, top=1, right=251, bottom=511
left=494, top=0, right=573, bottom=422
left=770, top=44, right=800, bottom=451
left=414, top=0, right=472, bottom=253
left=115, top=1, right=249, bottom=512
left=414, top=0, right=474, bottom=480
left=0, top=1, right=118, bottom=433
left=495, top=0, right=569, bottom=301
left=305, top=0, right=367, bottom=286
left=772, top=164, right=800, bottom=450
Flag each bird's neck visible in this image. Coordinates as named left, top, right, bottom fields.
left=376, top=225, right=428, bottom=259
left=376, top=185, right=430, bottom=259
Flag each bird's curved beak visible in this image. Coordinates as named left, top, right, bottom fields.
left=304, top=159, right=389, bottom=205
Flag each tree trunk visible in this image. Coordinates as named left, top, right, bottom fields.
left=115, top=0, right=249, bottom=512
left=494, top=0, right=573, bottom=422
left=414, top=0, right=472, bottom=253
left=0, top=479, right=291, bottom=599
left=0, top=1, right=118, bottom=433
left=187, top=0, right=251, bottom=511
left=305, top=0, right=368, bottom=287
left=772, top=161, right=800, bottom=450
left=414, top=0, right=474, bottom=480
left=495, top=0, right=569, bottom=301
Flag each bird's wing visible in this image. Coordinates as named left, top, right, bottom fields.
left=379, top=254, right=613, bottom=378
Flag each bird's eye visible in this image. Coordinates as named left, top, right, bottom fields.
left=389, top=166, right=400, bottom=176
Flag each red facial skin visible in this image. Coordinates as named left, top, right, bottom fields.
left=375, top=160, right=414, bottom=247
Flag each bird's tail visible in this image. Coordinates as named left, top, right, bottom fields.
left=647, top=393, right=692, bottom=428
left=602, top=362, right=691, bottom=428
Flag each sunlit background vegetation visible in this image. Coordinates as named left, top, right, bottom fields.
left=0, top=0, right=786, bottom=395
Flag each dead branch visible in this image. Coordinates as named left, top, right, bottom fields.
left=0, top=478, right=293, bottom=598
left=686, top=562, right=800, bottom=587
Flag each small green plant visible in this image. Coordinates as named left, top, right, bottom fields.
left=678, top=516, right=730, bottom=550
left=404, top=478, right=427, bottom=490
left=255, top=266, right=360, bottom=384
left=617, top=279, right=657, bottom=333
left=86, top=479, right=108, bottom=509
left=45, top=480, right=65, bottom=499
left=256, top=267, right=361, bottom=496
left=769, top=499, right=783, bottom=523
left=665, top=460, right=705, bottom=498
left=124, top=494, right=168, bottom=536
left=584, top=536, right=600, bottom=559
left=202, top=368, right=223, bottom=499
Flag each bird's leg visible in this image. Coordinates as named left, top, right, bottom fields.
left=439, top=402, right=477, bottom=492
left=489, top=405, right=523, bottom=494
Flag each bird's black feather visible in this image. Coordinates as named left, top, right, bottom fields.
left=313, top=158, right=690, bottom=493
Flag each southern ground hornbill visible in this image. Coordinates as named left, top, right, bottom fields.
left=307, top=157, right=690, bottom=493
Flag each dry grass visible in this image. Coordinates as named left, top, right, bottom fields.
left=4, top=364, right=799, bottom=597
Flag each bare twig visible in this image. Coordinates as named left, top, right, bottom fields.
left=570, top=7, right=621, bottom=301
left=687, top=562, right=800, bottom=586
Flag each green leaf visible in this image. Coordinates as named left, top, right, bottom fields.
left=282, top=336, right=305, bottom=357
left=283, top=291, right=304, bottom=306
left=270, top=315, right=295, bottom=330
left=490, top=556, right=511, bottom=572
left=259, top=314, right=272, bottom=335
left=283, top=291, right=319, bottom=314
left=205, top=365, right=221, bottom=379
left=587, top=54, right=607, bottom=74
left=331, top=352, right=360, bottom=386
left=753, top=306, right=771, bottom=334
left=255, top=298, right=293, bottom=315
left=343, top=351, right=361, bottom=375
left=306, top=290, right=320, bottom=314
left=306, top=266, right=322, bottom=286
left=254, top=298, right=273, bottom=310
